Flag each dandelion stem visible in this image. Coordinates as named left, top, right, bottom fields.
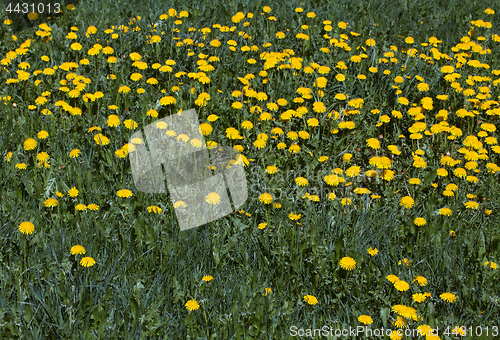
left=22, top=236, right=27, bottom=273
left=33, top=153, right=37, bottom=178
left=203, top=305, right=210, bottom=338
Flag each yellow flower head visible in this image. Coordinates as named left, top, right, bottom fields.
left=185, top=299, right=200, bottom=311
left=339, top=257, right=356, bottom=270
left=394, top=280, right=410, bottom=292
left=71, top=245, right=86, bottom=255
left=68, top=187, right=79, bottom=198
left=259, top=193, right=273, bottom=204
left=303, top=295, right=318, bottom=305
left=399, top=196, right=414, bottom=209
left=18, top=221, right=35, bottom=235
left=80, top=257, right=96, bottom=267
left=202, top=275, right=214, bottom=282
left=23, top=138, right=38, bottom=151
left=205, top=192, right=221, bottom=205
left=117, top=189, right=133, bottom=198
left=440, top=292, right=457, bottom=303
left=358, top=315, right=373, bottom=325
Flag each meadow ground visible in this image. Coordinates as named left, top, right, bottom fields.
left=1, top=0, right=500, bottom=339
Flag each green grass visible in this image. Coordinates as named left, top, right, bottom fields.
left=1, top=0, right=500, bottom=339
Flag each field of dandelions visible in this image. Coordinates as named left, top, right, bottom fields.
left=1, top=0, right=500, bottom=338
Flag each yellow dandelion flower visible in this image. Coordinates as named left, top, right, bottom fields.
left=295, top=177, right=309, bottom=186
left=387, top=275, right=399, bottom=283
left=484, top=261, right=497, bottom=269
left=366, top=138, right=380, bottom=149
left=68, top=187, right=79, bottom=198
left=69, top=149, right=81, bottom=158
left=205, top=192, right=220, bottom=205
left=464, top=201, right=479, bottom=209
left=88, top=204, right=99, bottom=211
left=70, top=245, right=86, bottom=255
left=202, top=275, right=213, bottom=282
left=23, top=138, right=38, bottom=151
left=18, top=221, right=35, bottom=235
left=80, top=257, right=96, bottom=267
left=438, top=207, right=452, bottom=216
left=339, top=257, right=356, bottom=270
left=259, top=193, right=273, bottom=204
left=185, top=299, right=200, bottom=311
left=43, top=198, right=59, bottom=207
left=394, top=280, right=410, bottom=291
left=399, top=196, right=414, bottom=209
left=358, top=315, right=373, bottom=325
left=303, top=295, right=318, bottom=305
left=412, top=293, right=427, bottom=303
left=440, top=292, right=457, bottom=303
left=75, top=204, right=87, bottom=211
left=414, top=217, right=427, bottom=226
left=412, top=276, right=428, bottom=286
left=117, top=189, right=133, bottom=198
